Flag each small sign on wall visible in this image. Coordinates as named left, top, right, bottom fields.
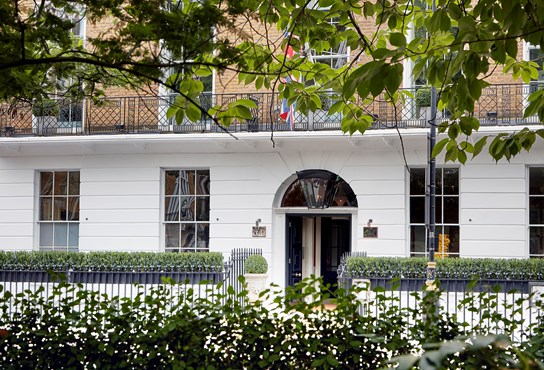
left=363, top=227, right=378, bottom=238
left=252, top=226, right=266, bottom=237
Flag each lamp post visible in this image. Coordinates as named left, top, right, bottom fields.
left=426, top=0, right=438, bottom=290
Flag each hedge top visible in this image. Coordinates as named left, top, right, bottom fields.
left=0, top=251, right=224, bottom=272
left=345, top=257, right=544, bottom=280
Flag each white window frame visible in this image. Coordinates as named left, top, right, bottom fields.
left=529, top=167, right=544, bottom=258
left=408, top=167, right=460, bottom=258
left=157, top=0, right=216, bottom=130
left=162, top=169, right=211, bottom=252
left=37, top=170, right=80, bottom=251
left=41, top=1, right=87, bottom=133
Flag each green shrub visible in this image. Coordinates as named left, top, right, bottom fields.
left=244, top=254, right=268, bottom=274
left=345, top=257, right=544, bottom=280
left=1, top=277, right=542, bottom=369
left=415, top=87, right=431, bottom=107
left=0, top=251, right=223, bottom=272
left=31, top=99, right=60, bottom=116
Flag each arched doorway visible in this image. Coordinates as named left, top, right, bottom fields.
left=279, top=170, right=358, bottom=288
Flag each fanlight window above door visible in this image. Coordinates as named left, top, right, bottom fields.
left=281, top=170, right=357, bottom=208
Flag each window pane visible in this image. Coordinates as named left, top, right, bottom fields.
left=439, top=226, right=460, bottom=256
left=164, top=196, right=180, bottom=221
left=409, top=168, right=426, bottom=195
left=196, top=170, right=210, bottom=195
left=530, top=197, right=544, bottom=225
left=443, top=197, right=459, bottom=223
left=40, top=223, right=54, bottom=247
left=281, top=181, right=307, bottom=207
left=410, top=226, right=426, bottom=256
left=53, top=197, right=68, bottom=221
left=435, top=170, right=442, bottom=195
left=410, top=197, right=425, bottom=223
left=443, top=168, right=459, bottom=195
left=179, top=196, right=195, bottom=221
left=68, top=197, right=79, bottom=221
left=196, top=197, right=209, bottom=221
left=40, top=172, right=54, bottom=195
left=68, top=172, right=80, bottom=195
left=40, top=197, right=53, bottom=221
left=178, top=170, right=194, bottom=195
left=197, top=224, right=209, bottom=250
left=530, top=168, right=544, bottom=195
left=435, top=198, right=442, bottom=224
left=180, top=224, right=196, bottom=250
left=165, top=224, right=180, bottom=250
left=530, top=48, right=544, bottom=81
left=530, top=227, right=544, bottom=256
left=68, top=223, right=79, bottom=250
left=165, top=170, right=179, bottom=196
left=54, top=172, right=68, bottom=195
left=54, top=223, right=68, bottom=247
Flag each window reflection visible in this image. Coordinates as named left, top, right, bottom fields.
left=164, top=169, right=210, bottom=252
left=281, top=173, right=357, bottom=208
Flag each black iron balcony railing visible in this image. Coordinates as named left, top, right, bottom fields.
left=1, top=83, right=542, bottom=137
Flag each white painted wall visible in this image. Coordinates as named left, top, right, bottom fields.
left=0, top=131, right=543, bottom=286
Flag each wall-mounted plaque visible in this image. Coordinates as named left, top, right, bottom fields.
left=252, top=226, right=266, bottom=237
left=363, top=226, right=378, bottom=238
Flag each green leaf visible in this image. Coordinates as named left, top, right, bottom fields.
left=186, top=103, right=201, bottom=122
left=473, top=137, right=487, bottom=157
left=432, top=138, right=449, bottom=158
left=234, top=98, right=258, bottom=109
left=448, top=124, right=459, bottom=140
left=233, top=106, right=253, bottom=120
left=390, top=33, right=406, bottom=47
left=445, top=145, right=458, bottom=162
left=384, top=64, right=403, bottom=94
left=458, top=149, right=467, bottom=164
left=166, top=105, right=178, bottom=120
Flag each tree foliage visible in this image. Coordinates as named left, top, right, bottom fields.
left=2, top=0, right=544, bottom=160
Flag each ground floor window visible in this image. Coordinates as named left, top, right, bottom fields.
left=39, top=171, right=80, bottom=251
left=409, top=167, right=459, bottom=257
left=530, top=167, right=544, bottom=258
left=164, top=169, right=210, bottom=252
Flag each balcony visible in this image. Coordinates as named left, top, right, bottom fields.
left=0, top=83, right=542, bottom=138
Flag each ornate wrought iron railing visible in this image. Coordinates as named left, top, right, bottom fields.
left=1, top=83, right=542, bottom=137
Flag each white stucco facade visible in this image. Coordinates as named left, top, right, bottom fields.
left=1, top=127, right=543, bottom=287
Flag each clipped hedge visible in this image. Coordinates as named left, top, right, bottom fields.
left=0, top=251, right=223, bottom=272
left=345, top=257, right=544, bottom=280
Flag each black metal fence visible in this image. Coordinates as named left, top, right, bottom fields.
left=1, top=83, right=543, bottom=137
left=337, top=256, right=544, bottom=339
left=0, top=248, right=262, bottom=316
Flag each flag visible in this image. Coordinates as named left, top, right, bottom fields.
left=280, top=87, right=296, bottom=129
left=279, top=42, right=296, bottom=130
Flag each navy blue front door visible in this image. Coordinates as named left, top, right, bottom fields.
left=287, top=216, right=303, bottom=286
left=321, top=217, right=351, bottom=288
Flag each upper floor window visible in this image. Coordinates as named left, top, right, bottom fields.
left=526, top=44, right=544, bottom=95
left=39, top=171, right=80, bottom=251
left=409, top=168, right=459, bottom=258
left=307, top=17, right=349, bottom=70
left=164, top=169, right=210, bottom=252
left=529, top=167, right=544, bottom=258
